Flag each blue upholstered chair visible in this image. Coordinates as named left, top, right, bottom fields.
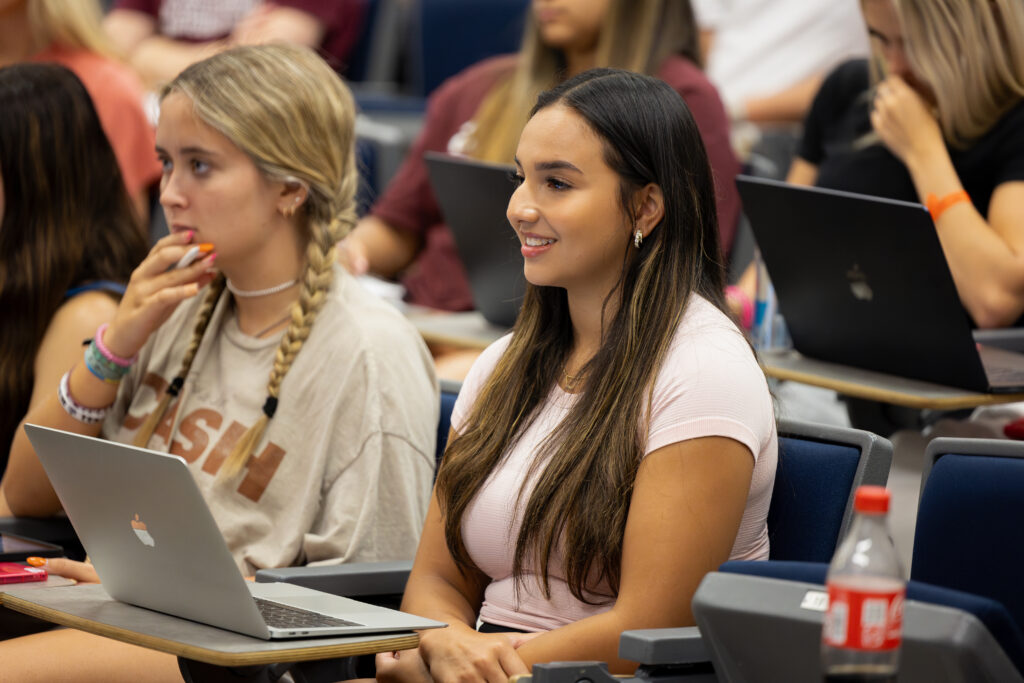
left=405, top=0, right=529, bottom=98
left=765, top=418, right=892, bottom=562
left=435, top=378, right=459, bottom=465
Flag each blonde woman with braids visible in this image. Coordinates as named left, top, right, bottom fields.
left=781, top=0, right=1024, bottom=328
left=0, top=44, right=437, bottom=682
left=0, top=0, right=161, bottom=215
left=376, top=69, right=775, bottom=683
left=339, top=0, right=740, bottom=313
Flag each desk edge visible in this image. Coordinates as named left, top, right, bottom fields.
left=761, top=361, right=1024, bottom=410
left=2, top=593, right=420, bottom=666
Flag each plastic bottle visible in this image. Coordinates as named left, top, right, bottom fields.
left=751, top=251, right=790, bottom=351
left=822, top=486, right=905, bottom=683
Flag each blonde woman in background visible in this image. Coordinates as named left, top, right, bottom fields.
left=783, top=0, right=1024, bottom=329
left=0, top=0, right=160, bottom=218
left=0, top=44, right=437, bottom=682
left=339, top=0, right=740, bottom=315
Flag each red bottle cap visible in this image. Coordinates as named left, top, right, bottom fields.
left=854, top=485, right=890, bottom=513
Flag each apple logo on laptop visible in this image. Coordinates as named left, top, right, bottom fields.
left=131, top=514, right=155, bottom=547
left=846, top=264, right=873, bottom=301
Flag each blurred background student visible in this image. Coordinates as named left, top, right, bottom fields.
left=792, top=0, right=1024, bottom=330
left=695, top=0, right=868, bottom=126
left=0, top=0, right=161, bottom=220
left=0, top=62, right=148, bottom=481
left=735, top=0, right=1024, bottom=331
left=103, top=0, right=368, bottom=87
left=338, top=0, right=740, bottom=315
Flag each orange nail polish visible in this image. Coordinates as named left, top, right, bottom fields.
left=198, top=243, right=214, bottom=254
left=25, top=557, right=46, bottom=567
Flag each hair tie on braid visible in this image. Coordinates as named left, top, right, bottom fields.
left=262, top=395, right=278, bottom=419
left=166, top=376, right=185, bottom=398
left=133, top=276, right=226, bottom=449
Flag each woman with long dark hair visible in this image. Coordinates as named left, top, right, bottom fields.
left=377, top=68, right=777, bottom=682
left=0, top=62, right=147, bottom=488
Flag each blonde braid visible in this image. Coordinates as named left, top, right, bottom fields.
left=159, top=44, right=361, bottom=478
left=134, top=276, right=226, bottom=448
left=219, top=211, right=353, bottom=478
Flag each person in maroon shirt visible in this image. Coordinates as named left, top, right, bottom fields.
left=104, top=0, right=365, bottom=86
left=340, top=0, right=741, bottom=312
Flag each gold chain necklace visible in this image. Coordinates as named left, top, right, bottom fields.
left=562, top=366, right=584, bottom=390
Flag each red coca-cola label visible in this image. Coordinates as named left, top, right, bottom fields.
left=824, top=584, right=904, bottom=651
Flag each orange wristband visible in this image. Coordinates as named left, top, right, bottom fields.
left=926, top=190, right=970, bottom=222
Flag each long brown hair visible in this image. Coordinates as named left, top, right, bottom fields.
left=469, top=0, right=700, bottom=163
left=0, top=62, right=146, bottom=460
left=132, top=45, right=359, bottom=478
left=436, top=69, right=728, bottom=602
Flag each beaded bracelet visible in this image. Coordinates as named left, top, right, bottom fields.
left=95, top=323, right=137, bottom=367
left=58, top=370, right=109, bottom=424
left=84, top=339, right=131, bottom=383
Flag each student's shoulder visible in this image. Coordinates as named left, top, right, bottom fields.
left=653, top=297, right=773, bottom=427
left=47, top=290, right=121, bottom=341
left=656, top=54, right=709, bottom=87
left=817, top=58, right=870, bottom=108
left=318, top=268, right=428, bottom=357
left=664, top=295, right=760, bottom=377
left=432, top=54, right=518, bottom=102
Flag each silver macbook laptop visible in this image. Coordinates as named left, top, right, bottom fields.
left=24, top=424, right=446, bottom=640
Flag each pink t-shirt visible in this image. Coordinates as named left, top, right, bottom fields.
left=451, top=295, right=777, bottom=632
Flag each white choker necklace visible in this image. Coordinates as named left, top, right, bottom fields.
left=225, top=278, right=299, bottom=298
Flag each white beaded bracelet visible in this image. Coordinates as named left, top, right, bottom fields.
left=58, top=370, right=109, bottom=424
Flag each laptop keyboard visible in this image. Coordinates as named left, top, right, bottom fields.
left=985, top=364, right=1024, bottom=384
left=978, top=344, right=1024, bottom=386
left=255, top=598, right=362, bottom=629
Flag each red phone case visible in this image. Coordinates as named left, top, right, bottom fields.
left=0, top=562, right=47, bottom=584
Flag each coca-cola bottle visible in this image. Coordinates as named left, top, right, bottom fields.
left=822, top=486, right=905, bottom=683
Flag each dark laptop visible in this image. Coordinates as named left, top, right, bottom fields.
left=737, top=175, right=1024, bottom=393
left=424, top=152, right=524, bottom=328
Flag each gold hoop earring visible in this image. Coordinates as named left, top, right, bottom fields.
left=634, top=229, right=643, bottom=249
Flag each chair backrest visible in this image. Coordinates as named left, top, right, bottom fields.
left=435, top=379, right=461, bottom=475
left=346, top=0, right=408, bottom=84
left=913, top=438, right=1024, bottom=634
left=767, top=419, right=892, bottom=562
left=405, top=0, right=529, bottom=97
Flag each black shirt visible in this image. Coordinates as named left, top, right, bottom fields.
left=799, top=59, right=1024, bottom=218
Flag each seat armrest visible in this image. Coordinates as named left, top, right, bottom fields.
left=618, top=627, right=709, bottom=665
left=255, top=560, right=412, bottom=598
left=529, top=662, right=615, bottom=683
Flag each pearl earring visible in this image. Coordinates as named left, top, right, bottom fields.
left=634, top=230, right=643, bottom=249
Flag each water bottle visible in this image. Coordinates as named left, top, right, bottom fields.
left=751, top=251, right=791, bottom=351
left=822, top=486, right=905, bottom=683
